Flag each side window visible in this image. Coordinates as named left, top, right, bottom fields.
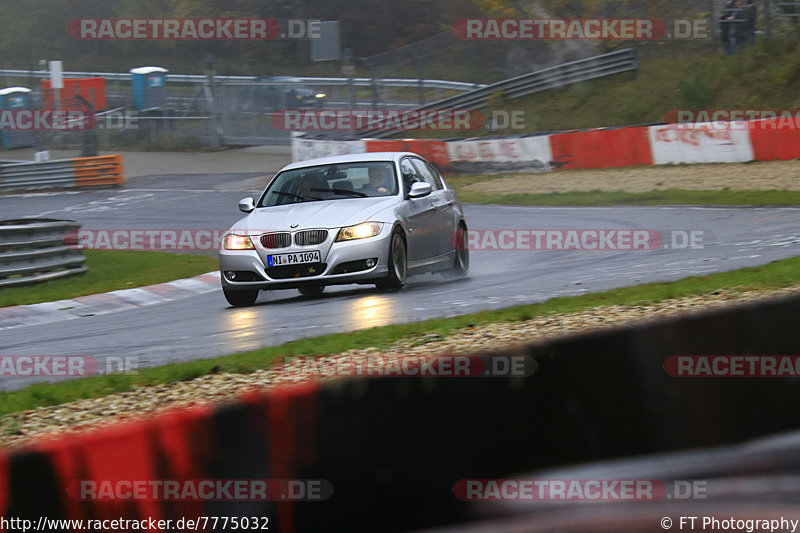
left=427, top=162, right=445, bottom=189
left=411, top=158, right=443, bottom=190
left=399, top=158, right=421, bottom=195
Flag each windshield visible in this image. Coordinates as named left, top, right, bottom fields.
left=258, top=161, right=398, bottom=207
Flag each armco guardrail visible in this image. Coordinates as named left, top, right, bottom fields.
left=2, top=291, right=798, bottom=532
left=0, top=155, right=124, bottom=191
left=0, top=69, right=485, bottom=92
left=0, top=219, right=86, bottom=287
left=359, top=48, right=638, bottom=137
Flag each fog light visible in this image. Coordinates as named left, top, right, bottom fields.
left=225, top=271, right=236, bottom=281
left=366, top=258, right=376, bottom=268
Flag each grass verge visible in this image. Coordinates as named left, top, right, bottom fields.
left=452, top=188, right=800, bottom=207
left=443, top=173, right=800, bottom=207
left=0, top=250, right=218, bottom=308
left=2, top=255, right=800, bottom=416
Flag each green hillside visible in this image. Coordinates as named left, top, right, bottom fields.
left=405, top=37, right=800, bottom=137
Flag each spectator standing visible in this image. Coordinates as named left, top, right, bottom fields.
left=720, top=0, right=736, bottom=54
left=743, top=0, right=757, bottom=46
left=720, top=0, right=744, bottom=54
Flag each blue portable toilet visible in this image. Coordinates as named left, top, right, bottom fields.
left=129, top=66, right=168, bottom=111
left=0, top=87, right=36, bottom=149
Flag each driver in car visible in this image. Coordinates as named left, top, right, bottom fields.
left=297, top=172, right=327, bottom=200
left=296, top=177, right=314, bottom=200
left=363, top=166, right=393, bottom=196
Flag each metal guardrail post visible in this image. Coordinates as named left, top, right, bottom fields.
left=204, top=54, right=222, bottom=148
left=766, top=0, right=772, bottom=35
left=0, top=219, right=86, bottom=287
left=364, top=63, right=381, bottom=110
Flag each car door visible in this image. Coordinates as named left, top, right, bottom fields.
left=410, top=157, right=455, bottom=257
left=398, top=157, right=439, bottom=262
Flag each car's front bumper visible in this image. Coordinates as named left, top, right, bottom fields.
left=219, top=225, right=392, bottom=291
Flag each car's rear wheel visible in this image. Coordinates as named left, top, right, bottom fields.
left=375, top=228, right=407, bottom=291
left=223, top=287, right=259, bottom=307
left=451, top=223, right=469, bottom=276
left=298, top=285, right=325, bottom=297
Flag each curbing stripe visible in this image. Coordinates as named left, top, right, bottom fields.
left=0, top=271, right=220, bottom=331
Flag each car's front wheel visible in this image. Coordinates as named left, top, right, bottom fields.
left=223, top=287, right=259, bottom=307
left=451, top=223, right=469, bottom=276
left=375, top=228, right=407, bottom=291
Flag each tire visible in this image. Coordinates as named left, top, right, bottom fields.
left=375, top=228, right=407, bottom=291
left=298, top=285, right=325, bottom=297
left=223, top=287, right=259, bottom=307
left=451, top=223, right=470, bottom=277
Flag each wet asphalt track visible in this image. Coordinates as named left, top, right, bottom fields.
left=1, top=172, right=799, bottom=390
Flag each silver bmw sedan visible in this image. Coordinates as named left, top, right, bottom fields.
left=219, top=152, right=469, bottom=306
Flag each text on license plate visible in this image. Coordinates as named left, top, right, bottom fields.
left=268, top=251, right=321, bottom=267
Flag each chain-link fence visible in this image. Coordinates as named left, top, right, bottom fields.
left=2, top=0, right=797, bottom=150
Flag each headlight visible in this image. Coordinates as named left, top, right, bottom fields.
left=315, top=93, right=326, bottom=98
left=336, top=222, right=383, bottom=242
left=223, top=234, right=255, bottom=250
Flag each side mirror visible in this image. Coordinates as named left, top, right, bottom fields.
left=408, top=182, right=432, bottom=199
left=238, top=197, right=255, bottom=213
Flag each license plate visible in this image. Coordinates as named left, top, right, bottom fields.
left=267, top=250, right=321, bottom=267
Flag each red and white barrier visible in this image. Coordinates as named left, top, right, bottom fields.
left=648, top=123, right=753, bottom=164
left=290, top=118, right=800, bottom=173
left=550, top=126, right=653, bottom=169
left=748, top=118, right=800, bottom=161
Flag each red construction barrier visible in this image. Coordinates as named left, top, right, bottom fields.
left=41, top=78, right=107, bottom=112
left=748, top=119, right=800, bottom=161
left=549, top=126, right=653, bottom=169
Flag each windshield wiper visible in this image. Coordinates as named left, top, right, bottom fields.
left=269, top=191, right=322, bottom=201
left=328, top=188, right=367, bottom=198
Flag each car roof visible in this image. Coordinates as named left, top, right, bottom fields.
left=280, top=152, right=421, bottom=171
